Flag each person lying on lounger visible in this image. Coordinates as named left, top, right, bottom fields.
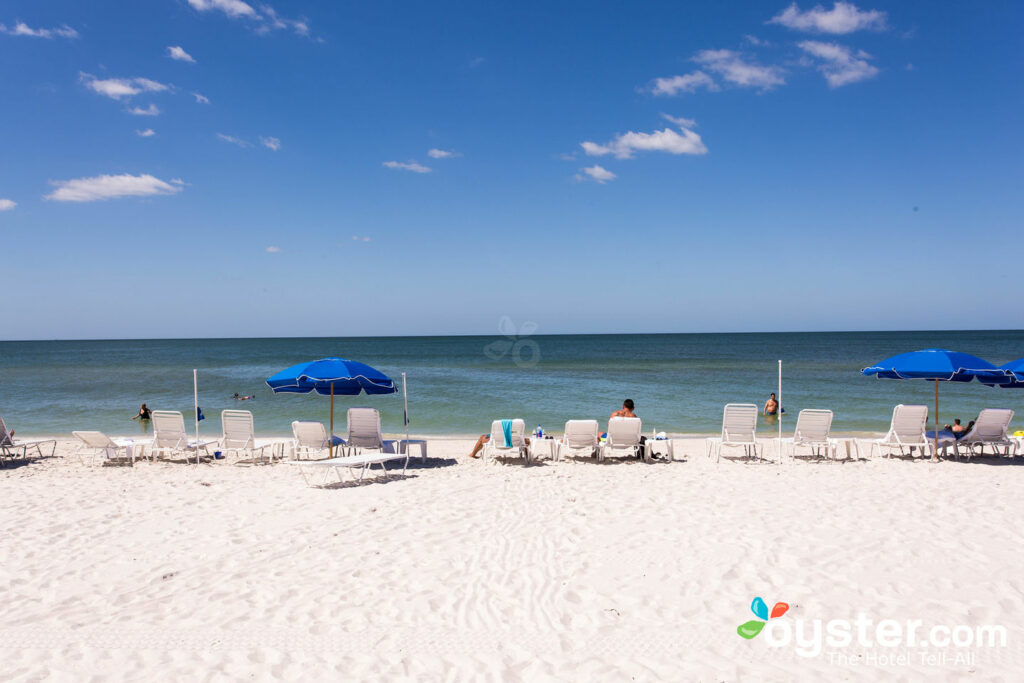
left=468, top=430, right=531, bottom=458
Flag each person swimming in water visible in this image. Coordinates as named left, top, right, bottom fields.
left=132, top=403, right=152, bottom=421
left=233, top=393, right=254, bottom=401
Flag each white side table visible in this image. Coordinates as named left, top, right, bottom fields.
left=398, top=439, right=428, bottom=461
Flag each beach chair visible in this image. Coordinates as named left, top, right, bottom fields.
left=481, top=419, right=528, bottom=464
left=72, top=431, right=135, bottom=466
left=221, top=410, right=270, bottom=463
left=558, top=420, right=599, bottom=461
left=285, top=447, right=411, bottom=486
left=786, top=409, right=837, bottom=461
left=867, top=404, right=931, bottom=459
left=346, top=407, right=400, bottom=456
left=150, top=410, right=214, bottom=461
left=955, top=409, right=1017, bottom=459
left=600, top=417, right=643, bottom=462
left=291, top=420, right=343, bottom=460
left=705, top=404, right=763, bottom=463
left=0, top=416, right=57, bottom=466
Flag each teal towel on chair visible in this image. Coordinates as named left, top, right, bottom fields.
left=501, top=419, right=513, bottom=448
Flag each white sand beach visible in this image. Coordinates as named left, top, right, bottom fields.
left=2, top=438, right=1022, bottom=681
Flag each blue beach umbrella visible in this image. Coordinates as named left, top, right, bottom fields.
left=980, top=358, right=1024, bottom=389
left=267, top=358, right=397, bottom=456
left=862, top=349, right=1008, bottom=459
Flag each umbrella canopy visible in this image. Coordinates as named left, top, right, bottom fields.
left=266, top=357, right=397, bottom=457
left=266, top=358, right=397, bottom=395
left=862, top=349, right=1008, bottom=461
left=862, top=348, right=1007, bottom=383
left=980, top=358, right=1024, bottom=388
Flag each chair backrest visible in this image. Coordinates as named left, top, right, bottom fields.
left=722, top=404, right=758, bottom=443
left=152, top=410, right=188, bottom=448
left=489, top=419, right=526, bottom=448
left=607, top=417, right=642, bottom=447
left=0, top=416, right=11, bottom=446
left=889, top=404, right=928, bottom=443
left=347, top=407, right=384, bottom=448
left=794, top=409, right=833, bottom=443
left=222, top=410, right=256, bottom=449
left=564, top=420, right=599, bottom=448
left=292, top=420, right=329, bottom=448
left=73, top=430, right=117, bottom=448
left=967, top=408, right=1014, bottom=441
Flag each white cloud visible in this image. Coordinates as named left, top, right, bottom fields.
left=259, top=136, right=281, bottom=150
left=579, top=165, right=616, bottom=184
left=0, top=199, right=16, bottom=211
left=798, top=40, right=879, bottom=86
left=427, top=148, right=459, bottom=159
left=580, top=119, right=708, bottom=160
left=187, top=0, right=312, bottom=36
left=556, top=152, right=577, bottom=161
left=127, top=104, right=160, bottom=116
left=661, top=113, right=697, bottom=128
left=744, top=34, right=771, bottom=47
left=0, top=22, right=78, bottom=39
left=265, top=246, right=281, bottom=253
left=769, top=2, right=886, bottom=34
left=351, top=235, right=371, bottom=242
left=217, top=133, right=251, bottom=147
left=259, top=5, right=311, bottom=36
left=167, top=46, right=196, bottom=63
left=383, top=160, right=431, bottom=173
left=187, top=0, right=257, bottom=19
left=193, top=92, right=210, bottom=104
left=649, top=71, right=717, bottom=96
left=45, top=174, right=184, bottom=202
left=693, top=49, right=785, bottom=90
left=80, top=73, right=170, bottom=100
left=136, top=128, right=156, bottom=137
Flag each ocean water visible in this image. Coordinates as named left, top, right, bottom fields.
left=1, top=331, right=1022, bottom=438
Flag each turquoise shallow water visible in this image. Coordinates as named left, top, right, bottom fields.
left=1, top=331, right=1022, bottom=438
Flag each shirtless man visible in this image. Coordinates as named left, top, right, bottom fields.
left=763, top=393, right=779, bottom=416
left=610, top=399, right=637, bottom=419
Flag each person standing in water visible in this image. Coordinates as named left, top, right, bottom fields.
left=763, top=393, right=779, bottom=416
left=133, top=403, right=152, bottom=421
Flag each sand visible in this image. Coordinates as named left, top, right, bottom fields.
left=1, top=437, right=1022, bottom=681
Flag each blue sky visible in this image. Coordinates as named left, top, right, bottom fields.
left=1, top=1, right=1021, bottom=340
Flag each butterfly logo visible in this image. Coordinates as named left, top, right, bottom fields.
left=737, top=597, right=789, bottom=639
left=483, top=316, right=540, bottom=367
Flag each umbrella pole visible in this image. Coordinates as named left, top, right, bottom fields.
left=777, top=360, right=782, bottom=464
left=194, top=368, right=200, bottom=466
left=330, top=382, right=335, bottom=459
left=403, top=372, right=410, bottom=455
left=932, top=379, right=940, bottom=462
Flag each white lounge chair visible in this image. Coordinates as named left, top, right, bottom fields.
left=867, top=404, right=932, bottom=459
left=221, top=410, right=270, bottom=463
left=558, top=420, right=599, bottom=461
left=286, top=449, right=411, bottom=486
left=786, top=409, right=837, bottom=461
left=0, top=416, right=57, bottom=466
left=955, top=409, right=1017, bottom=458
left=481, top=419, right=528, bottom=464
left=600, top=417, right=643, bottom=462
left=706, top=404, right=763, bottom=463
left=150, top=410, right=214, bottom=462
left=72, top=431, right=135, bottom=466
left=346, top=407, right=399, bottom=456
left=291, top=420, right=343, bottom=460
